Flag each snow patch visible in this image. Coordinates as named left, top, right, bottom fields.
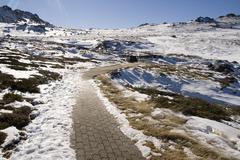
left=185, top=116, right=240, bottom=159
left=0, top=109, right=13, bottom=114
left=0, top=64, right=40, bottom=79
left=10, top=70, right=79, bottom=160
left=1, top=127, right=20, bottom=148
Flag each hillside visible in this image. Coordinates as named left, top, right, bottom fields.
left=0, top=5, right=52, bottom=26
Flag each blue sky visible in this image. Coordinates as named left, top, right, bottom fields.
left=1, top=0, right=240, bottom=28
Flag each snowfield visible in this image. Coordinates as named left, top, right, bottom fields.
left=144, top=29, right=240, bottom=63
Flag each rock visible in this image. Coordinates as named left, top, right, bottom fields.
left=16, top=24, right=27, bottom=31
left=206, top=125, right=213, bottom=134
left=31, top=100, right=44, bottom=106
left=28, top=25, right=46, bottom=33
left=30, top=110, right=40, bottom=120
left=232, top=61, right=238, bottom=65
left=110, top=70, right=121, bottom=79
left=226, top=13, right=238, bottom=17
left=208, top=60, right=234, bottom=73
left=126, top=56, right=138, bottom=63
left=138, top=23, right=150, bottom=27
left=94, top=40, right=148, bottom=55
left=195, top=17, right=216, bottom=23
left=138, top=23, right=156, bottom=27
left=151, top=109, right=165, bottom=119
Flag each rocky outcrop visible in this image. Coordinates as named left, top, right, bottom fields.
left=195, top=17, right=216, bottom=23
left=0, top=5, right=52, bottom=27
left=208, top=60, right=234, bottom=74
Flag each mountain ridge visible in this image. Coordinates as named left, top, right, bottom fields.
left=0, top=5, right=52, bottom=27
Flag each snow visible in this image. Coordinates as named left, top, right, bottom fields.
left=114, top=80, right=149, bottom=102
left=0, top=89, right=10, bottom=99
left=122, top=90, right=149, bottom=102
left=181, top=80, right=240, bottom=106
left=145, top=31, right=240, bottom=63
left=82, top=52, right=116, bottom=61
left=0, top=64, right=40, bottom=79
left=151, top=108, right=165, bottom=119
left=0, top=109, right=13, bottom=114
left=183, top=147, right=199, bottom=160
left=185, top=116, right=240, bottom=159
left=2, top=14, right=239, bottom=64
left=18, top=59, right=31, bottom=64
left=48, top=38, right=99, bottom=49
left=5, top=100, right=33, bottom=109
left=1, top=127, right=20, bottom=148
left=114, top=67, right=240, bottom=106
left=10, top=69, right=80, bottom=160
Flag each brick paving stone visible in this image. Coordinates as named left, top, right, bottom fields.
left=72, top=71, right=145, bottom=160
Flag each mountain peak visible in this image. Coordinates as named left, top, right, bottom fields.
left=0, top=5, right=52, bottom=27
left=2, top=5, right=12, bottom=10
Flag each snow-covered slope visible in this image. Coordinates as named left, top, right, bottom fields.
left=0, top=7, right=239, bottom=63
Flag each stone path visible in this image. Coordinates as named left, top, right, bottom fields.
left=72, top=63, right=144, bottom=160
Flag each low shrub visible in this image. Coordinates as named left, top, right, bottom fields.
left=0, top=132, right=7, bottom=145
left=0, top=71, right=15, bottom=90
left=51, top=64, right=64, bottom=69
left=0, top=113, right=29, bottom=130
left=11, top=78, right=40, bottom=93
left=0, top=57, right=28, bottom=68
left=134, top=87, right=177, bottom=97
left=3, top=93, right=23, bottom=104
left=218, top=76, right=238, bottom=88
left=38, top=70, right=62, bottom=81
left=0, top=70, right=61, bottom=93
left=8, top=65, right=28, bottom=71
left=0, top=106, right=31, bottom=130
left=154, top=96, right=232, bottom=121
left=14, top=106, right=32, bottom=115
left=135, top=87, right=234, bottom=121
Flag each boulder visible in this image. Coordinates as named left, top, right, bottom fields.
left=151, top=109, right=165, bottom=119
left=195, top=17, right=216, bottom=23
left=208, top=60, right=234, bottom=73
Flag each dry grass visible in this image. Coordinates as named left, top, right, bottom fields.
left=97, top=75, right=153, bottom=114
left=97, top=74, right=231, bottom=160
left=143, top=63, right=238, bottom=89
left=136, top=101, right=153, bottom=113
left=133, top=87, right=236, bottom=121
left=144, top=131, right=229, bottom=160
left=142, top=63, right=213, bottom=81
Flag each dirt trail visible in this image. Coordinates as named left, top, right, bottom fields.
left=72, top=63, right=144, bottom=160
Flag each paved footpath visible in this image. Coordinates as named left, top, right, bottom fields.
left=72, top=64, right=145, bottom=160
